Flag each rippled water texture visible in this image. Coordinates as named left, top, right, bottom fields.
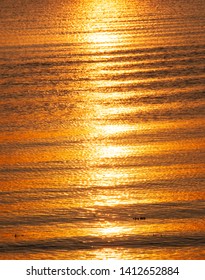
left=0, top=0, right=205, bottom=259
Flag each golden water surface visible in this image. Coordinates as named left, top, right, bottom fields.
left=0, top=0, right=205, bottom=259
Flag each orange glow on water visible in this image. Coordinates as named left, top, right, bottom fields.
left=0, top=0, right=204, bottom=260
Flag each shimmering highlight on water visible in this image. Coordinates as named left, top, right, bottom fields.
left=0, top=0, right=205, bottom=259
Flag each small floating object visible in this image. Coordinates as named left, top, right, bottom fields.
left=14, top=233, right=24, bottom=238
left=133, top=217, right=146, bottom=220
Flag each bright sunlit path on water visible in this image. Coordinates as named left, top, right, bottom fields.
left=0, top=0, right=204, bottom=260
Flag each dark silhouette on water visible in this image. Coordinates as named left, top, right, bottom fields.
left=14, top=234, right=24, bottom=238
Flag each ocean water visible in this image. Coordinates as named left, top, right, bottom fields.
left=0, top=0, right=204, bottom=259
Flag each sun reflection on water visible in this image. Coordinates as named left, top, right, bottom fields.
left=98, top=223, right=129, bottom=236
left=87, top=32, right=119, bottom=45
left=82, top=0, right=122, bottom=45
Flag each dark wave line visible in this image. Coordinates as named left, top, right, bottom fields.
left=0, top=234, right=204, bottom=254
left=0, top=200, right=204, bottom=225
left=1, top=43, right=204, bottom=54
